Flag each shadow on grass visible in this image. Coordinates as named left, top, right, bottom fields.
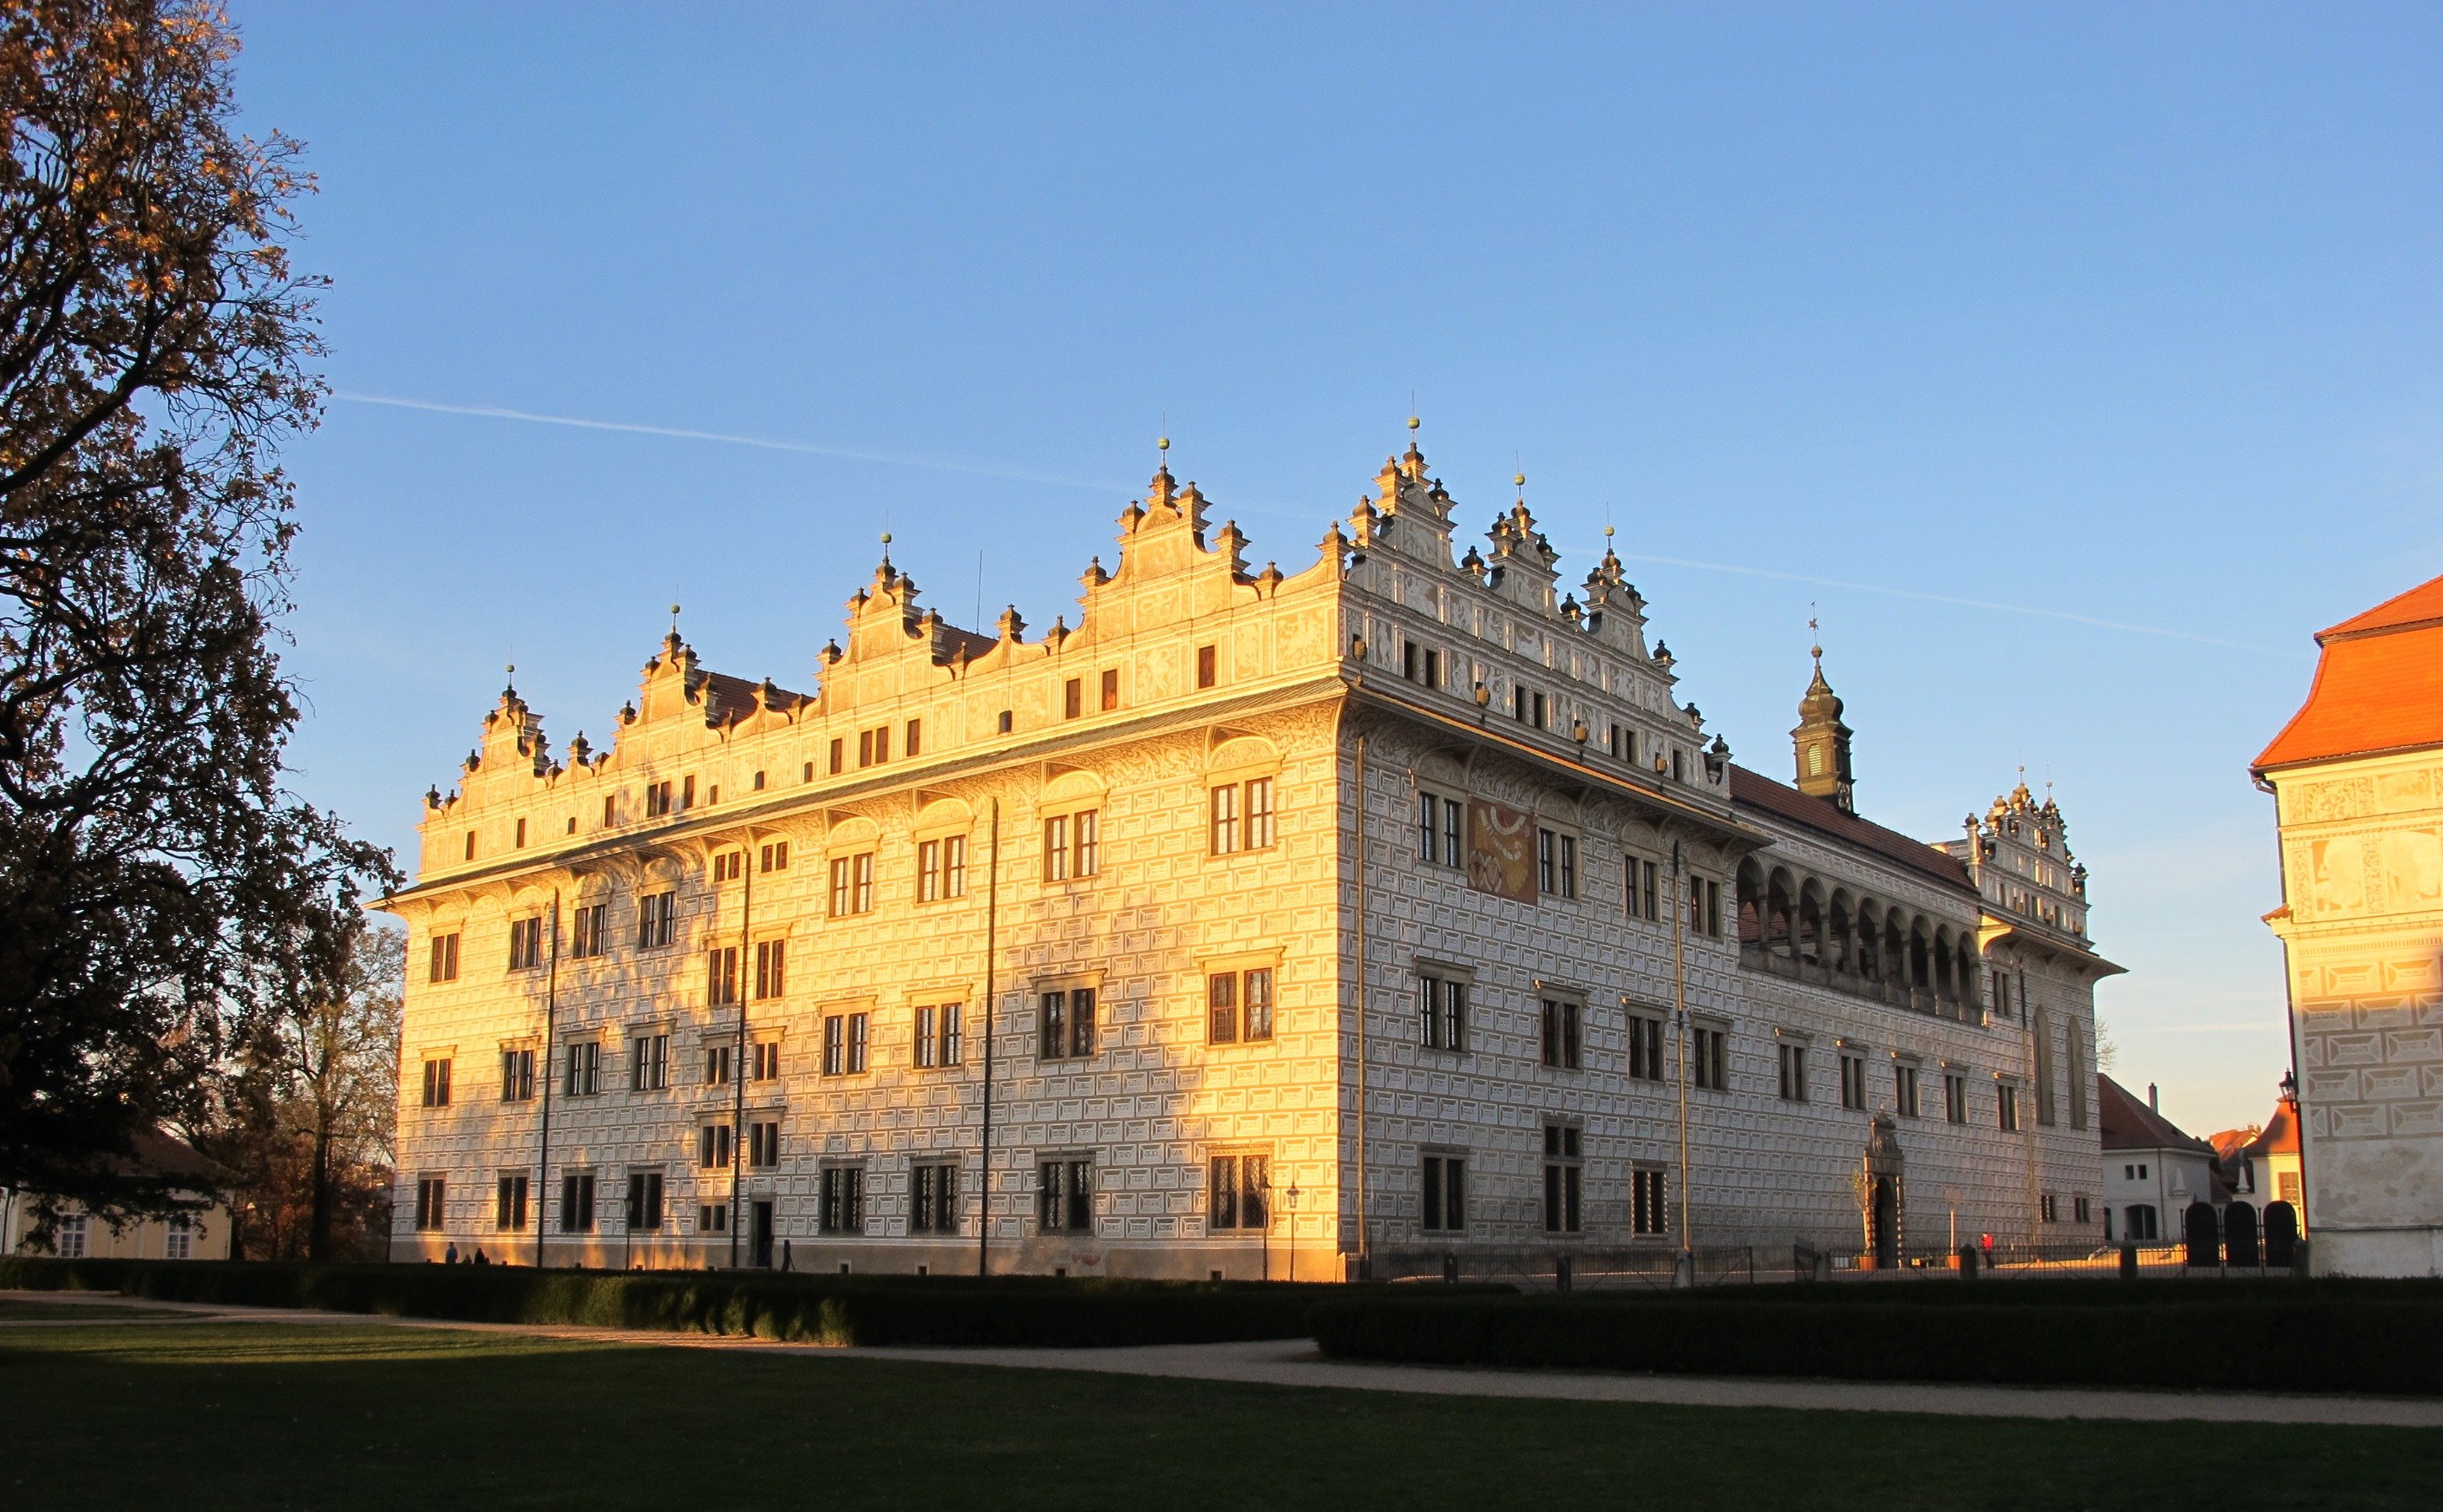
left=3, top=1322, right=2440, bottom=1512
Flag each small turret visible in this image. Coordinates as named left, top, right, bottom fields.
left=1791, top=638, right=1856, bottom=813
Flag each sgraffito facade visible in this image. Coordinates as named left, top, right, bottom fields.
left=384, top=436, right=2112, bottom=1277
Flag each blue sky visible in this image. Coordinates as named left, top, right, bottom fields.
left=228, top=3, right=2443, bottom=1136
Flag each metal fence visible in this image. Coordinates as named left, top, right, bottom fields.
left=1378, top=1239, right=2308, bottom=1291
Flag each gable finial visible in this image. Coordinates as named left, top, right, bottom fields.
left=880, top=531, right=893, bottom=567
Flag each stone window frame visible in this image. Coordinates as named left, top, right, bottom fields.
left=1033, top=968, right=1109, bottom=1064
left=1773, top=1026, right=1811, bottom=1103
left=1415, top=958, right=1476, bottom=1054
left=1534, top=979, right=1588, bottom=1071
left=1200, top=949, right=1283, bottom=1048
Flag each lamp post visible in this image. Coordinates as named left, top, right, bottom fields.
left=1282, top=1181, right=1300, bottom=1285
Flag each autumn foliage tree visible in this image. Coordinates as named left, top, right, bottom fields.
left=0, top=0, right=394, bottom=1232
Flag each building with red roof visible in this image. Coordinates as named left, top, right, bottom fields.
left=2255, top=573, right=2443, bottom=1276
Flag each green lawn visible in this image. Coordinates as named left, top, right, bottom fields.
left=0, top=1299, right=187, bottom=1320
left=3, top=1320, right=2438, bottom=1511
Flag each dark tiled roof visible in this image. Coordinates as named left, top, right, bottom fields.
left=1729, top=765, right=1975, bottom=894
left=2097, top=1074, right=2214, bottom=1155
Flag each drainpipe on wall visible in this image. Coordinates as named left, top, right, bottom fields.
left=534, top=890, right=560, bottom=1269
left=978, top=797, right=1000, bottom=1279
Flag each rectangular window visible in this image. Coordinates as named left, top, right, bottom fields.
left=698, top=1123, right=733, bottom=1170
left=1421, top=1155, right=1467, bottom=1234
left=1073, top=809, right=1099, bottom=876
left=711, top=850, right=742, bottom=885
left=429, top=932, right=461, bottom=983
left=905, top=717, right=922, bottom=757
left=508, top=917, right=544, bottom=972
left=501, top=1047, right=534, bottom=1103
left=1895, top=1064, right=1921, bottom=1119
left=603, top=794, right=619, bottom=828
left=1038, top=1158, right=1094, bottom=1234
left=1064, top=677, right=1083, bottom=720
left=829, top=854, right=876, bottom=916
left=1209, top=780, right=1276, bottom=855
left=704, top=1044, right=731, bottom=1087
left=1539, top=998, right=1582, bottom=1070
left=1840, top=1052, right=1868, bottom=1110
left=1043, top=815, right=1070, bottom=881
left=1536, top=830, right=1577, bottom=899
left=749, top=1120, right=780, bottom=1168
left=558, top=1172, right=595, bottom=1234
left=1542, top=1125, right=1583, bottom=1234
left=1100, top=668, right=1120, bottom=711
left=2040, top=1193, right=2059, bottom=1223
left=164, top=1214, right=193, bottom=1260
left=494, top=1175, right=527, bottom=1232
left=699, top=1203, right=729, bottom=1234
left=421, top=1056, right=452, bottom=1108
left=752, top=1037, right=781, bottom=1082
left=646, top=781, right=673, bottom=818
left=414, top=1176, right=446, bottom=1232
left=563, top=1041, right=600, bottom=1097
left=918, top=835, right=970, bottom=900
left=1209, top=783, right=1239, bottom=854
left=822, top=1168, right=865, bottom=1234
left=822, top=1017, right=861, bottom=1076
left=912, top=1162, right=960, bottom=1234
left=754, top=939, right=787, bottom=1000
left=914, top=1004, right=964, bottom=1067
left=1038, top=988, right=1096, bottom=1060
left=637, top=892, right=676, bottom=950
left=1418, top=973, right=1468, bottom=1051
left=625, top=1171, right=665, bottom=1232
left=463, top=831, right=476, bottom=861
left=706, top=946, right=740, bottom=1007
left=1626, top=858, right=1660, bottom=922
left=1631, top=1168, right=1668, bottom=1236
left=1208, top=1152, right=1271, bottom=1231
left=1945, top=1072, right=1968, bottom=1125
left=571, top=903, right=606, bottom=959
left=631, top=1032, right=669, bottom=1092
left=1197, top=644, right=1217, bottom=688
left=1998, top=1082, right=2021, bottom=1132
left=2073, top=1195, right=2093, bottom=1224
left=829, top=737, right=844, bottom=775
left=1610, top=723, right=1630, bottom=763
left=1778, top=1042, right=1808, bottom=1103
left=1205, top=967, right=1275, bottom=1044
left=759, top=841, right=790, bottom=874
left=1692, top=1025, right=1728, bottom=1090
left=1628, top=1013, right=1664, bottom=1081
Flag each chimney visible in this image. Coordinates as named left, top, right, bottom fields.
left=2148, top=1083, right=2158, bottom=1112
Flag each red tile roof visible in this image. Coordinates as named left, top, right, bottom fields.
left=2256, top=572, right=2443, bottom=772
left=1729, top=765, right=1975, bottom=894
left=2241, top=1099, right=2301, bottom=1158
left=2097, top=1073, right=2215, bottom=1155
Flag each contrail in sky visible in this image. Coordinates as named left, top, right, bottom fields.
left=339, top=391, right=2285, bottom=656
left=1618, top=553, right=2289, bottom=656
left=332, top=391, right=1134, bottom=494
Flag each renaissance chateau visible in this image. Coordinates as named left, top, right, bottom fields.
left=384, top=433, right=2115, bottom=1278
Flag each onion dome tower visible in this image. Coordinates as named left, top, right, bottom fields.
left=1792, top=634, right=1856, bottom=813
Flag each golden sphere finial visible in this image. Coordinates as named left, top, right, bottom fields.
left=1514, top=471, right=1526, bottom=489
left=1406, top=415, right=1419, bottom=432
left=1157, top=435, right=1169, bottom=453
left=881, top=532, right=893, bottom=546
left=1604, top=524, right=1615, bottom=539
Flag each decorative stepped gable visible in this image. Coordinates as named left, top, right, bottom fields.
left=1955, top=776, right=2092, bottom=941
left=815, top=560, right=993, bottom=710
left=1483, top=478, right=1562, bottom=613
left=1578, top=534, right=1652, bottom=658
left=1352, top=430, right=1459, bottom=570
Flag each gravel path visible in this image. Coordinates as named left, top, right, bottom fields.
left=8, top=1289, right=2437, bottom=1429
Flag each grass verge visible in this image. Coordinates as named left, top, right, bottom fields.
left=4, top=1319, right=2441, bottom=1512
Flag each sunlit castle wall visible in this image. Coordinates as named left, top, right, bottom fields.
left=384, top=435, right=2111, bottom=1277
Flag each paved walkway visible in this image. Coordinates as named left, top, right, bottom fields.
left=6, top=1290, right=2439, bottom=1429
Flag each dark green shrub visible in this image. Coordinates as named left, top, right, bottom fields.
left=1305, top=1292, right=2443, bottom=1395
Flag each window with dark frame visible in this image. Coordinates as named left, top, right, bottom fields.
left=631, top=1032, right=669, bottom=1092
left=912, top=1162, right=960, bottom=1234
left=1895, top=1063, right=1921, bottom=1118
left=645, top=781, right=673, bottom=818
left=1064, top=677, right=1083, bottom=720
left=558, top=1171, right=595, bottom=1234
left=414, top=1175, right=446, bottom=1231
left=749, top=1120, right=780, bottom=1168
left=905, top=718, right=922, bottom=757
left=1998, top=1082, right=2021, bottom=1132
left=704, top=1044, right=732, bottom=1087
left=1628, top=1012, right=1664, bottom=1081
left=1539, top=998, right=1582, bottom=1070
left=1542, top=1125, right=1583, bottom=1234
left=1036, top=1157, right=1094, bottom=1234
left=829, top=853, right=877, bottom=916
left=1420, top=1155, right=1467, bottom=1234
left=1208, top=1152, right=1270, bottom=1231
left=508, top=916, right=544, bottom=971
left=1778, top=1041, right=1808, bottom=1102
left=1692, top=1024, right=1728, bottom=1090
left=1631, top=1168, right=1668, bottom=1236
left=1536, top=829, right=1577, bottom=900
left=625, top=1170, right=665, bottom=1232
left=1418, top=973, right=1468, bottom=1051
left=1626, top=857, right=1660, bottom=921
left=706, top=946, right=740, bottom=1007
left=914, top=1003, right=964, bottom=1068
left=1205, top=967, right=1275, bottom=1044
left=562, top=1041, right=600, bottom=1097
left=1839, top=1051, right=1868, bottom=1110
left=571, top=903, right=607, bottom=959
left=1196, top=644, right=1217, bottom=689
left=500, top=1047, right=534, bottom=1103
left=698, top=1203, right=729, bottom=1234
left=754, top=939, right=787, bottom=1000
left=429, top=932, right=461, bottom=983
left=494, top=1174, right=527, bottom=1231
left=822, top=1015, right=865, bottom=1076
left=1944, top=1071, right=1968, bottom=1125
left=822, top=1168, right=865, bottom=1233
left=759, top=841, right=790, bottom=873
left=751, top=1037, right=781, bottom=1081
left=1100, top=668, right=1120, bottom=711
left=1210, top=778, right=1275, bottom=855
left=698, top=1123, right=732, bottom=1170
left=637, top=892, right=676, bottom=950
left=918, top=835, right=969, bottom=900
left=421, top=1056, right=452, bottom=1108
left=1038, top=988, right=1097, bottom=1060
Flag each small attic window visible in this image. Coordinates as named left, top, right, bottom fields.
left=802, top=762, right=814, bottom=783
left=1100, top=669, right=1120, bottom=712
left=566, top=815, right=576, bottom=835
left=753, top=770, right=766, bottom=791
left=708, top=784, right=720, bottom=805
left=1064, top=677, right=1083, bottom=720
left=998, top=710, right=1013, bottom=735
left=603, top=795, right=617, bottom=827
left=1197, top=645, right=1216, bottom=689
left=463, top=831, right=476, bottom=861
left=514, top=817, right=527, bottom=848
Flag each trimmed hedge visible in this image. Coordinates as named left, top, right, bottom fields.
left=1529, top=1275, right=2443, bottom=1308
left=1307, top=1291, right=2443, bottom=1395
left=0, top=1258, right=1471, bottom=1348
